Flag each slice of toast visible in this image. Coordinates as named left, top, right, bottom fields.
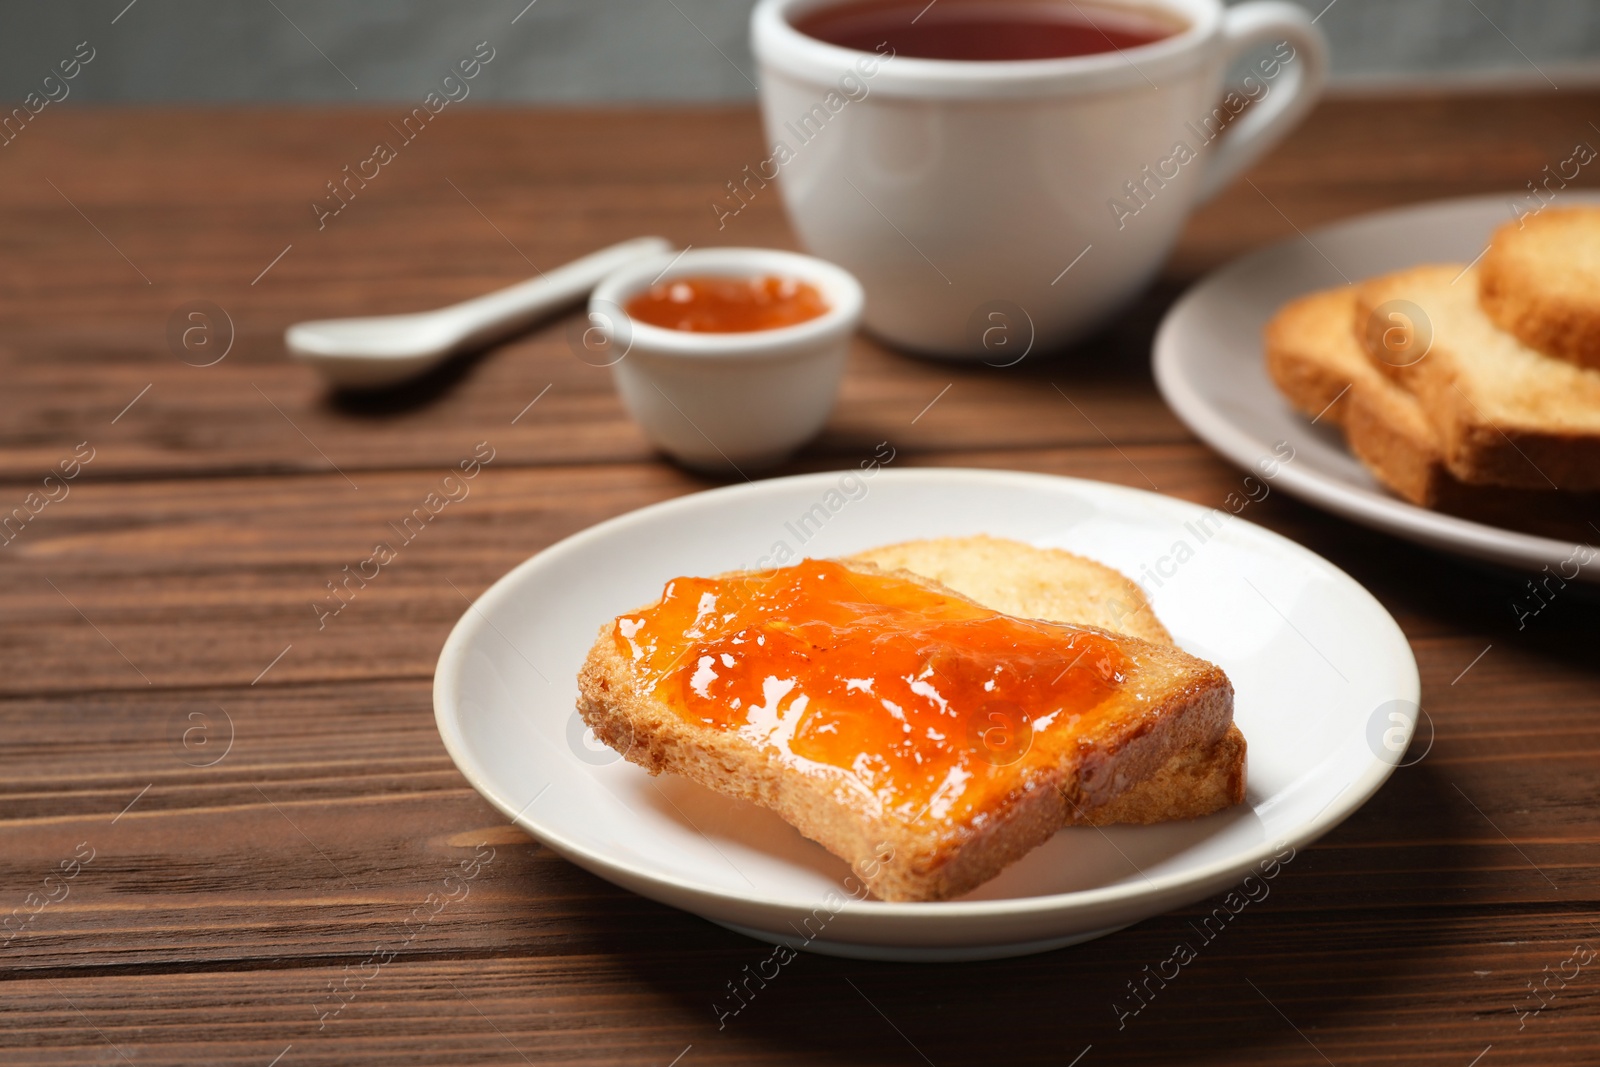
left=578, top=557, right=1234, bottom=902
left=1265, top=285, right=1364, bottom=428
left=846, top=535, right=1245, bottom=827
left=1266, top=285, right=1600, bottom=535
left=848, top=535, right=1174, bottom=644
left=1480, top=207, right=1600, bottom=371
left=1354, top=265, right=1600, bottom=491
left=1267, top=286, right=1461, bottom=505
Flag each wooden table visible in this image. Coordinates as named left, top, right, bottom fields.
left=2, top=93, right=1597, bottom=1066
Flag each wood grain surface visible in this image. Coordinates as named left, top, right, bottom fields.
left=2, top=91, right=1599, bottom=1066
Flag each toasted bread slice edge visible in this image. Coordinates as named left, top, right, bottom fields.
left=1480, top=208, right=1600, bottom=371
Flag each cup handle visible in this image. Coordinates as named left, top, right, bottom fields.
left=1195, top=1, right=1329, bottom=203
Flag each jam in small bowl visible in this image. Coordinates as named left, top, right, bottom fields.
left=589, top=247, right=864, bottom=472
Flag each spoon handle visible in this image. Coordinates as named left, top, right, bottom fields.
left=438, top=235, right=674, bottom=350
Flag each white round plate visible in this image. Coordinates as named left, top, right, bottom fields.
left=434, top=468, right=1417, bottom=961
left=1155, top=192, right=1600, bottom=583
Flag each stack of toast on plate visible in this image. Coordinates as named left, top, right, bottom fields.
left=577, top=535, right=1246, bottom=902
left=1265, top=205, right=1600, bottom=538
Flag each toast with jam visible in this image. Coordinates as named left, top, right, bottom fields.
left=576, top=541, right=1237, bottom=902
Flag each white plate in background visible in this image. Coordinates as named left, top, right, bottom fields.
left=1154, top=193, right=1600, bottom=583
left=434, top=469, right=1417, bottom=961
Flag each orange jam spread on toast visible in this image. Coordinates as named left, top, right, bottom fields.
left=613, top=560, right=1128, bottom=822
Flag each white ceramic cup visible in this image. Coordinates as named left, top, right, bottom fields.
left=751, top=0, right=1328, bottom=359
left=589, top=247, right=864, bottom=472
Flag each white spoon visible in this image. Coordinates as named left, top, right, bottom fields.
left=286, top=235, right=674, bottom=389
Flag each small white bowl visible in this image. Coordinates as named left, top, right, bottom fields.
left=589, top=247, right=863, bottom=472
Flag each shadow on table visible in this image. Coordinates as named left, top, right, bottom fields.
left=317, top=343, right=500, bottom=418
left=780, top=279, right=1193, bottom=475
left=1273, top=491, right=1600, bottom=643
left=558, top=749, right=1480, bottom=1066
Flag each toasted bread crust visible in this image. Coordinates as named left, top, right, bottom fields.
left=1079, top=723, right=1246, bottom=826
left=1341, top=382, right=1451, bottom=506
left=1355, top=264, right=1600, bottom=491
left=577, top=559, right=1234, bottom=902
left=1480, top=207, right=1600, bottom=371
left=1265, top=286, right=1363, bottom=426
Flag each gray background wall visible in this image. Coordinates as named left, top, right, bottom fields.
left=1, top=0, right=1596, bottom=103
